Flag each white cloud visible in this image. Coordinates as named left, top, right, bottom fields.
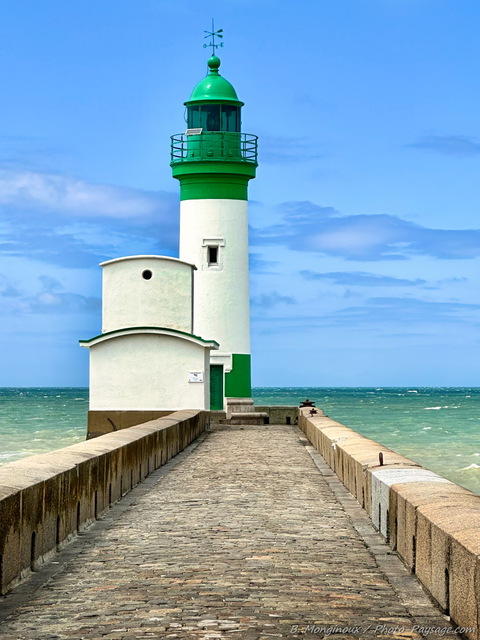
left=311, top=227, right=378, bottom=252
left=0, top=169, right=179, bottom=267
left=253, top=201, right=480, bottom=260
left=0, top=273, right=101, bottom=315
left=0, top=169, right=164, bottom=218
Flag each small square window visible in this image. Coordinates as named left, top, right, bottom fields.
left=207, top=246, right=218, bottom=265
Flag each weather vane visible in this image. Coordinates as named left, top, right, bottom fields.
left=204, top=19, right=223, bottom=55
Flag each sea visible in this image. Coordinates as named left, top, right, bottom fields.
left=0, top=387, right=479, bottom=494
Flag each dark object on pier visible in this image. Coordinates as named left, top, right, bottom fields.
left=309, top=408, right=317, bottom=416
left=379, top=452, right=384, bottom=466
left=300, top=399, right=316, bottom=407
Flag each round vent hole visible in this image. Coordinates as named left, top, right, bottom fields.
left=142, top=270, right=152, bottom=280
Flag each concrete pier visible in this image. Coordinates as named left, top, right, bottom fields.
left=0, top=424, right=459, bottom=640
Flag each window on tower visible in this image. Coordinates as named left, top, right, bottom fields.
left=203, top=238, right=224, bottom=270
left=207, top=246, right=219, bottom=266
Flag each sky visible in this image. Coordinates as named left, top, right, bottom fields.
left=0, top=0, right=479, bottom=387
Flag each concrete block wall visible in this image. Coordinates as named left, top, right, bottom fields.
left=0, top=410, right=206, bottom=596
left=299, top=408, right=480, bottom=640
left=254, top=406, right=298, bottom=425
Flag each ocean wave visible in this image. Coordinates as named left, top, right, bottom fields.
left=423, top=405, right=459, bottom=410
left=424, top=406, right=442, bottom=410
left=461, top=464, right=480, bottom=471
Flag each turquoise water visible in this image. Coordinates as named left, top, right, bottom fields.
left=0, top=387, right=479, bottom=494
left=0, top=388, right=88, bottom=464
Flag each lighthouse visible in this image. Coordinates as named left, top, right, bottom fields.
left=171, top=52, right=258, bottom=412
left=81, top=35, right=258, bottom=436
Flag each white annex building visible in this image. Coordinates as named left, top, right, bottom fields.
left=80, top=51, right=258, bottom=426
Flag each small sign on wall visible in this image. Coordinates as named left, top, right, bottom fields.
left=188, top=371, right=204, bottom=383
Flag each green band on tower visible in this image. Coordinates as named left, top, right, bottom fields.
left=225, top=354, right=251, bottom=398
left=172, top=161, right=255, bottom=200
left=177, top=175, right=248, bottom=200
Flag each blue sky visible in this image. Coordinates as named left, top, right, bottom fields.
left=0, top=0, right=479, bottom=386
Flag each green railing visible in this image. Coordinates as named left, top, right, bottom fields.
left=171, top=132, right=258, bottom=164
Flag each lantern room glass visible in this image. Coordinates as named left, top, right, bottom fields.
left=187, top=105, right=240, bottom=132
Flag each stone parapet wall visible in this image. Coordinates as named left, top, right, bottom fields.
left=87, top=410, right=174, bottom=438
left=0, top=410, right=206, bottom=596
left=299, top=408, right=480, bottom=640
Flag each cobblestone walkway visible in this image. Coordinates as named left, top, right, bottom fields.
left=0, top=425, right=457, bottom=640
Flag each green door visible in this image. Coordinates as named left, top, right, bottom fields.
left=210, top=365, right=224, bottom=410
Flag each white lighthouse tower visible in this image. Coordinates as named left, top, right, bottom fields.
left=171, top=49, right=258, bottom=411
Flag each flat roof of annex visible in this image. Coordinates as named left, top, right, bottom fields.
left=100, top=255, right=197, bottom=270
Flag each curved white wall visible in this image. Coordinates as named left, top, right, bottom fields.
left=102, top=256, right=195, bottom=334
left=87, top=332, right=212, bottom=410
left=179, top=199, right=250, bottom=355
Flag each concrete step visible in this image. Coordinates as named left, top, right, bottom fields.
left=229, top=412, right=268, bottom=425
left=226, top=398, right=255, bottom=413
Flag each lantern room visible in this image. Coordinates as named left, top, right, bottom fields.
left=185, top=56, right=243, bottom=132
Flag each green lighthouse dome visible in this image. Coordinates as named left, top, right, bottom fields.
left=185, top=56, right=244, bottom=107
